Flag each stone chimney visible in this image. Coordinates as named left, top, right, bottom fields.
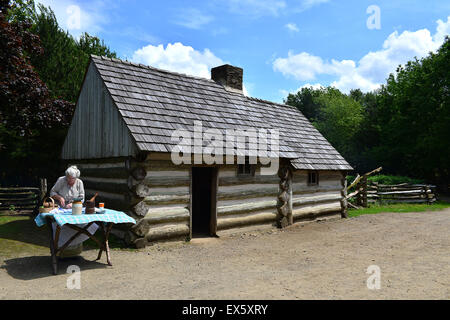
left=211, top=64, right=243, bottom=94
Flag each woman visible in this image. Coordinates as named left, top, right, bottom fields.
left=50, top=165, right=85, bottom=209
left=49, top=165, right=97, bottom=257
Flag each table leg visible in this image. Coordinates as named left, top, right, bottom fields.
left=96, top=248, right=103, bottom=261
left=96, top=224, right=104, bottom=261
left=47, top=219, right=58, bottom=275
left=54, top=225, right=61, bottom=255
left=104, top=223, right=113, bottom=266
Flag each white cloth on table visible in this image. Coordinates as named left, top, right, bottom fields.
left=52, top=222, right=99, bottom=247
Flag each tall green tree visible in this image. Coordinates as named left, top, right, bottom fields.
left=7, top=0, right=117, bottom=103
left=349, top=89, right=383, bottom=172
left=374, top=38, right=450, bottom=185
left=284, top=87, right=323, bottom=122
left=2, top=0, right=117, bottom=186
left=285, top=86, right=364, bottom=169
left=312, top=87, right=364, bottom=163
left=0, top=0, right=74, bottom=186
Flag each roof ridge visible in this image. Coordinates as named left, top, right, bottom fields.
left=246, top=96, right=298, bottom=111
left=90, top=54, right=219, bottom=85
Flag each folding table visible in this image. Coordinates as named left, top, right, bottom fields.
left=34, top=208, right=136, bottom=275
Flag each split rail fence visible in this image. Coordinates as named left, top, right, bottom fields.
left=366, top=183, right=436, bottom=204
left=346, top=167, right=437, bottom=208
left=0, top=179, right=47, bottom=213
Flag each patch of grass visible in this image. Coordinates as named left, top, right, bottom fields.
left=0, top=215, right=49, bottom=257
left=348, top=201, right=450, bottom=218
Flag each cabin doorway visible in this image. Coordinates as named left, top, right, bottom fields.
left=191, top=167, right=218, bottom=238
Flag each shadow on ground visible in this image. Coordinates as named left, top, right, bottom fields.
left=1, top=255, right=110, bottom=280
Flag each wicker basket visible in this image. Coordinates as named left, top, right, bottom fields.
left=39, top=197, right=56, bottom=213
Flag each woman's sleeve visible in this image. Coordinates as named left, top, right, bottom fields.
left=50, top=177, right=63, bottom=197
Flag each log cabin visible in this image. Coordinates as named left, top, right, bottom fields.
left=60, top=55, right=353, bottom=248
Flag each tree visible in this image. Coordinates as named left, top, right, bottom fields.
left=284, top=86, right=323, bottom=122
left=0, top=0, right=74, bottom=185
left=312, top=87, right=364, bottom=166
left=285, top=86, right=364, bottom=169
left=7, top=0, right=117, bottom=102
left=374, top=38, right=450, bottom=185
left=1, top=0, right=117, bottom=186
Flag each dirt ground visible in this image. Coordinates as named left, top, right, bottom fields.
left=1, top=209, right=449, bottom=300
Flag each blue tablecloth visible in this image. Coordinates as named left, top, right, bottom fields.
left=34, top=208, right=136, bottom=227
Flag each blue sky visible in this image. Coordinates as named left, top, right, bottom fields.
left=38, top=0, right=450, bottom=103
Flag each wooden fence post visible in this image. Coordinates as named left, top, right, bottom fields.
left=341, top=175, right=348, bottom=218
left=362, top=176, right=368, bottom=208
left=39, top=178, right=47, bottom=202
left=424, top=185, right=430, bottom=205
left=356, top=181, right=364, bottom=207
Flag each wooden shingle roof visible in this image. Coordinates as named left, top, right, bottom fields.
left=90, top=55, right=352, bottom=171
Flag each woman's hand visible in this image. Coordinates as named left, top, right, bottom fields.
left=52, top=195, right=65, bottom=208
left=66, top=203, right=72, bottom=209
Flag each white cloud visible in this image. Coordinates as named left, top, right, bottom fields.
left=172, top=8, right=214, bottom=30
left=285, top=23, right=299, bottom=32
left=274, top=16, right=450, bottom=92
left=434, top=17, right=450, bottom=43
left=273, top=52, right=326, bottom=80
left=132, top=42, right=224, bottom=79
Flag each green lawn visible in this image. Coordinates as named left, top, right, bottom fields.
left=348, top=201, right=450, bottom=217
left=0, top=212, right=132, bottom=258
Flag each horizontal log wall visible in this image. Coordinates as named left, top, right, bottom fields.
left=291, top=170, right=343, bottom=222
left=75, top=159, right=135, bottom=213
left=216, top=166, right=279, bottom=231
left=130, top=160, right=191, bottom=244
left=71, top=153, right=346, bottom=246
left=131, top=161, right=345, bottom=244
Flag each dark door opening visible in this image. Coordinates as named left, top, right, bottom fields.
left=191, top=167, right=217, bottom=238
